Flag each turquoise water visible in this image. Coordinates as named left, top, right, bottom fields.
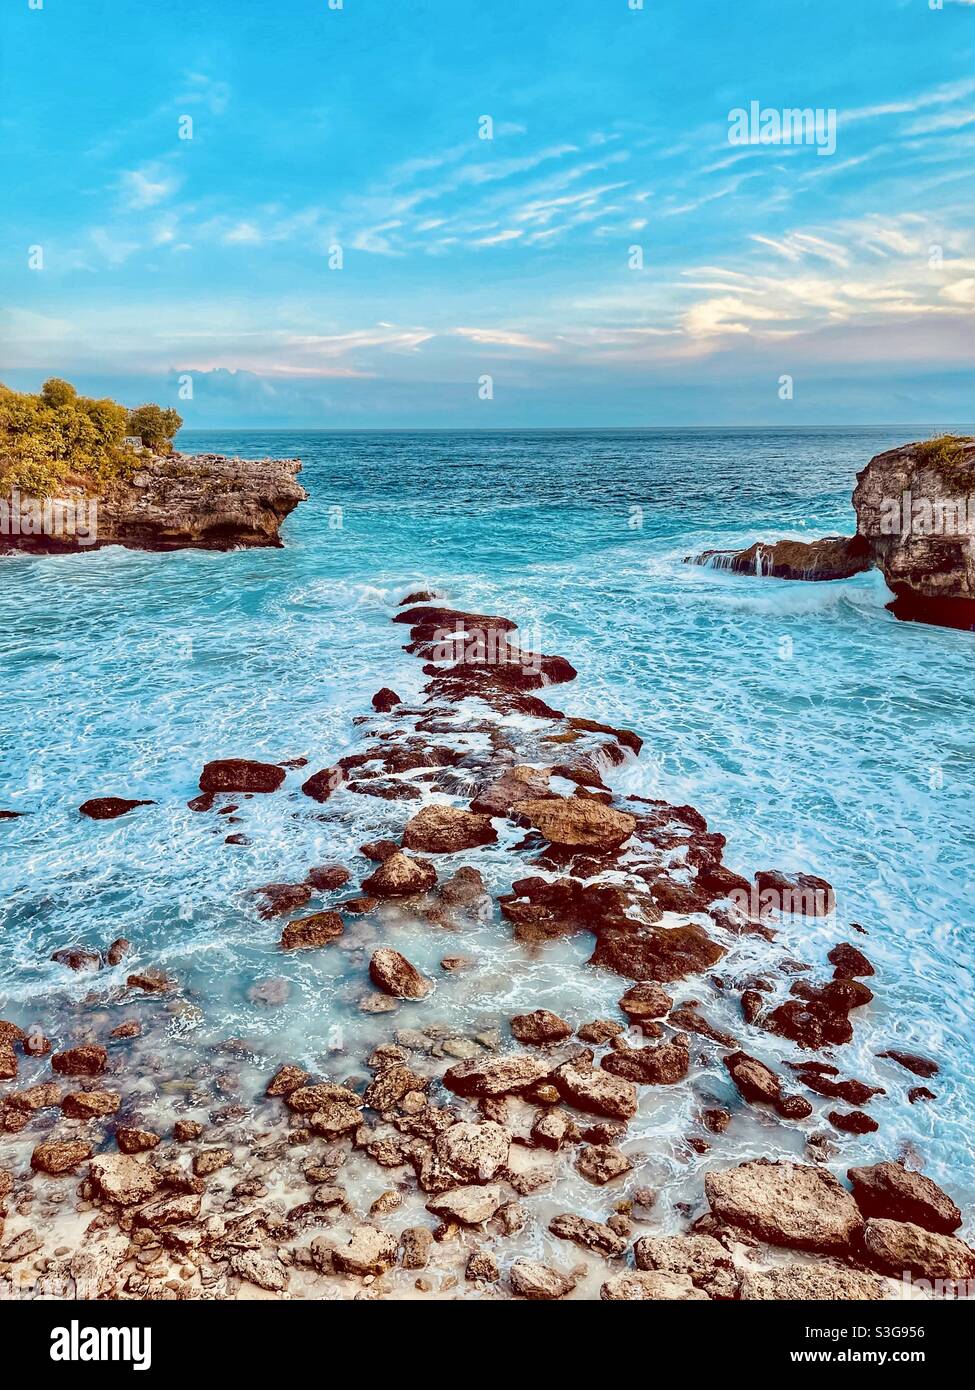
left=1, top=428, right=973, bottom=1212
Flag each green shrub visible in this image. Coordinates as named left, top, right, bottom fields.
left=914, top=434, right=969, bottom=470
left=0, top=379, right=178, bottom=497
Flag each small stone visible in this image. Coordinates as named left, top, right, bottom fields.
left=30, top=1141, right=93, bottom=1176
left=51, top=1045, right=107, bottom=1077
left=369, top=948, right=432, bottom=1000
left=509, top=1259, right=576, bottom=1300
left=466, top=1249, right=500, bottom=1282
left=510, top=1010, right=572, bottom=1045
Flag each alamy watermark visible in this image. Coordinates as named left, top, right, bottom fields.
left=1, top=490, right=98, bottom=545
left=729, top=102, right=837, bottom=156
left=875, top=490, right=975, bottom=540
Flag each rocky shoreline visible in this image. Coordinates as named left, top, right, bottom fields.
left=1, top=450, right=307, bottom=555
left=690, top=437, right=975, bottom=630
left=0, top=594, right=971, bottom=1301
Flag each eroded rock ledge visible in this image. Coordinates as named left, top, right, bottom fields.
left=1, top=450, right=307, bottom=554
left=689, top=437, right=975, bottom=629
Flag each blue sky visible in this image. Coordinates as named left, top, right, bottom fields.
left=2, top=0, right=974, bottom=426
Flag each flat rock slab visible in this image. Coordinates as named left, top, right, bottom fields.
left=704, top=1160, right=864, bottom=1254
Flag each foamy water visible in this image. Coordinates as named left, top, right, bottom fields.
left=2, top=427, right=974, bottom=1241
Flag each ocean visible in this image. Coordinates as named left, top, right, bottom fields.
left=2, top=427, right=974, bottom=1235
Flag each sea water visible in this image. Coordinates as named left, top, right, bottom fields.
left=1, top=428, right=973, bottom=1224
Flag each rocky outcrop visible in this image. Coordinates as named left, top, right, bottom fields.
left=853, top=436, right=975, bottom=627
left=848, top=1162, right=961, bottom=1234
left=689, top=437, right=975, bottom=630
left=1, top=450, right=306, bottom=555
left=693, top=535, right=871, bottom=582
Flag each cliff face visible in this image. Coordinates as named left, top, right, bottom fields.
left=853, top=438, right=975, bottom=627
left=1, top=450, right=307, bottom=554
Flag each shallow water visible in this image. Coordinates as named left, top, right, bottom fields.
left=2, top=427, right=974, bottom=1232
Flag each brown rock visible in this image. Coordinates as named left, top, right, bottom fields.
left=426, top=1184, right=504, bottom=1226
left=552, top=1059, right=638, bottom=1120
left=510, top=1009, right=572, bottom=1045
left=280, top=911, right=344, bottom=950
left=305, top=864, right=351, bottom=891
left=400, top=1226, right=434, bottom=1269
left=194, top=1147, right=233, bottom=1176
left=592, top=923, right=725, bottom=983
left=369, top=947, right=433, bottom=999
left=466, top=1249, right=500, bottom=1282
left=51, top=947, right=102, bottom=971
left=516, top=796, right=635, bottom=850
left=199, top=759, right=286, bottom=794
left=828, top=942, right=874, bottom=978
left=79, top=797, right=154, bottom=820
left=361, top=851, right=437, bottom=898
left=577, top=1019, right=624, bottom=1045
left=115, top=1128, right=161, bottom=1154
left=829, top=1108, right=878, bottom=1134
left=62, top=1090, right=121, bottom=1119
left=254, top=882, right=313, bottom=919
left=126, top=970, right=174, bottom=994
left=549, top=1212, right=627, bottom=1257
left=601, top=1270, right=709, bottom=1300
left=363, top=1064, right=428, bottom=1112
left=371, top=687, right=402, bottom=712
left=470, top=764, right=553, bottom=817
left=848, top=1162, right=962, bottom=1235
left=704, top=1160, right=863, bottom=1254
left=434, top=1121, right=510, bottom=1184
left=618, top=982, right=673, bottom=1020
left=106, top=938, right=131, bottom=966
left=30, top=1140, right=93, bottom=1175
left=286, top=1082, right=362, bottom=1115
left=877, top=1049, right=939, bottom=1079
left=173, top=1120, right=204, bottom=1142
left=90, top=1153, right=163, bottom=1203
left=740, top=1264, right=891, bottom=1300
left=402, top=804, right=497, bottom=854
left=443, top=1054, right=550, bottom=1098
left=51, top=1045, right=107, bottom=1077
left=266, top=1065, right=310, bottom=1097
left=601, top=1036, right=689, bottom=1086
left=509, top=1258, right=576, bottom=1300
left=7, top=1083, right=62, bottom=1112
left=530, top=1108, right=574, bottom=1151
left=633, top=1233, right=739, bottom=1298
left=863, top=1218, right=975, bottom=1280
left=576, top=1144, right=632, bottom=1185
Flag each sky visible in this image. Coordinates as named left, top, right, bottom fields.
left=1, top=0, right=974, bottom=428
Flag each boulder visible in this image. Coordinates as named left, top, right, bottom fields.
left=199, top=759, right=286, bottom=794
left=633, top=1233, right=739, bottom=1299
left=847, top=1162, right=961, bottom=1235
left=704, top=1160, right=863, bottom=1254
left=254, top=882, right=313, bottom=919
left=576, top=1144, right=632, bottom=1185
left=280, top=911, right=344, bottom=950
left=51, top=1045, right=107, bottom=1077
left=369, top=948, right=432, bottom=999
left=509, top=1259, right=576, bottom=1300
left=61, top=1090, right=121, bottom=1119
left=426, top=1184, right=504, bottom=1226
left=30, top=1141, right=93, bottom=1176
left=470, top=764, right=554, bottom=817
left=443, top=1054, right=550, bottom=1098
left=115, top=1128, right=161, bottom=1155
left=230, top=1251, right=289, bottom=1292
left=306, top=864, right=352, bottom=891
left=591, top=923, right=725, bottom=983
left=618, top=982, right=673, bottom=1020
left=371, top=688, right=401, bottom=712
left=515, top=796, right=635, bottom=851
left=402, top=804, right=497, bottom=853
left=79, top=797, right=154, bottom=820
left=361, top=851, right=437, bottom=898
left=90, top=1154, right=162, bottom=1204
left=400, top=1227, right=433, bottom=1270
left=553, top=1059, right=638, bottom=1120
left=601, top=1036, right=690, bottom=1086
left=332, top=1224, right=398, bottom=1277
left=363, top=1064, right=428, bottom=1112
left=510, top=1009, right=572, bottom=1045
left=433, top=1121, right=510, bottom=1183
left=828, top=942, right=874, bottom=978
left=877, top=1049, right=939, bottom=1079
left=549, top=1212, right=627, bottom=1257
left=864, top=1218, right=975, bottom=1280
left=740, top=1264, right=892, bottom=1300
left=601, top=1270, right=709, bottom=1301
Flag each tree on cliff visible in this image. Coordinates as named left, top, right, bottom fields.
left=126, top=403, right=183, bottom=453
left=0, top=379, right=172, bottom=497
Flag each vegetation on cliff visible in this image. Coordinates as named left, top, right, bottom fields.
left=0, top=379, right=182, bottom=498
